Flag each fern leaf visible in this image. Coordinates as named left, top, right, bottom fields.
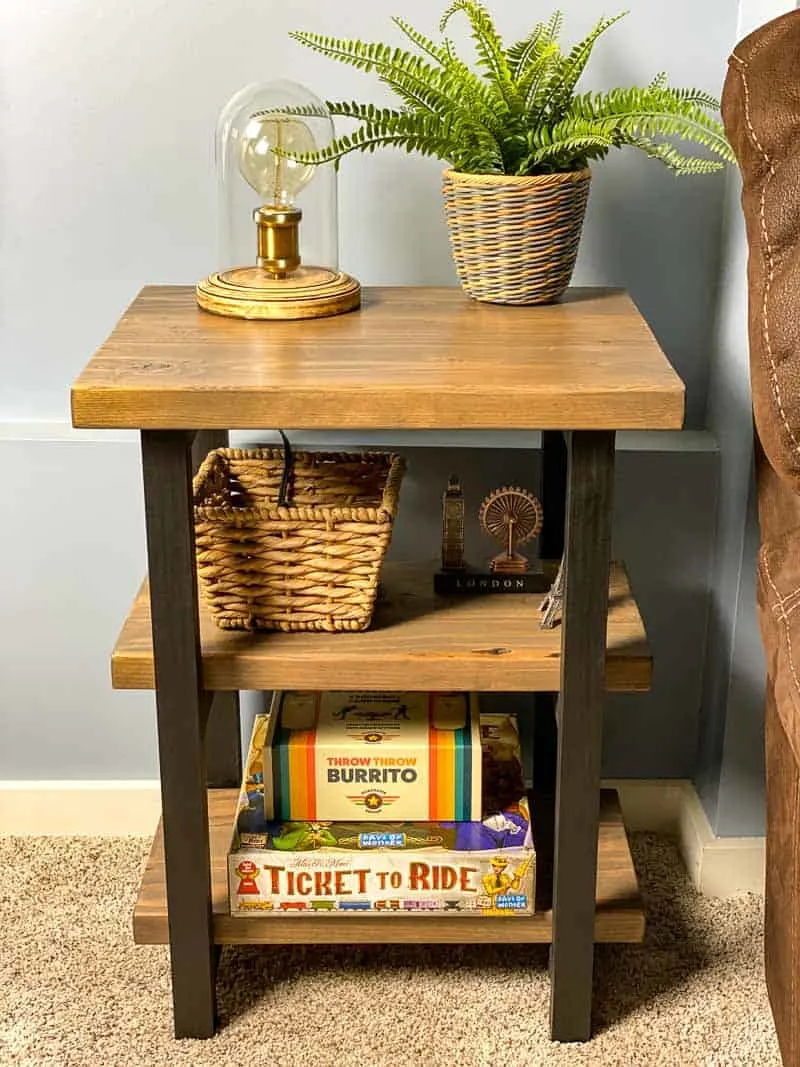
left=568, top=87, right=735, bottom=165
left=506, top=25, right=543, bottom=80
left=391, top=16, right=450, bottom=66
left=279, top=109, right=503, bottom=172
left=669, top=86, right=722, bottom=111
left=251, top=103, right=330, bottom=121
left=518, top=134, right=613, bottom=173
left=624, top=136, right=726, bottom=174
left=439, top=0, right=520, bottom=112
left=540, top=11, right=564, bottom=54
left=396, top=16, right=506, bottom=132
left=288, top=34, right=447, bottom=114
left=290, top=29, right=501, bottom=137
left=539, top=13, right=628, bottom=121
left=521, top=42, right=562, bottom=113
left=515, top=12, right=564, bottom=113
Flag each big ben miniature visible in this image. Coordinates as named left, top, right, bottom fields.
left=441, top=474, right=466, bottom=572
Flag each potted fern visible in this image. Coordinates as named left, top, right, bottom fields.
left=280, top=3, right=734, bottom=305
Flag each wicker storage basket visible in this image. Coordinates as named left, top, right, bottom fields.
left=193, top=447, right=405, bottom=633
left=442, top=168, right=591, bottom=306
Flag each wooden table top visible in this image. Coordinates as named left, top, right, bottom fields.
left=71, top=286, right=684, bottom=431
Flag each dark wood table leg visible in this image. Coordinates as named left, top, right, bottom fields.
left=191, top=431, right=243, bottom=791
left=532, top=431, right=568, bottom=906
left=141, top=430, right=216, bottom=1039
left=549, top=430, right=615, bottom=1042
left=534, top=432, right=568, bottom=778
left=540, top=429, right=567, bottom=562
left=206, top=692, right=242, bottom=788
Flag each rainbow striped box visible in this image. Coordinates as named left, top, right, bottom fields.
left=263, top=691, right=482, bottom=822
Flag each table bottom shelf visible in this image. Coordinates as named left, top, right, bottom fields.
left=133, top=788, right=644, bottom=946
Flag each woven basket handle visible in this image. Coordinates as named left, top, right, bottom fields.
left=277, top=429, right=294, bottom=507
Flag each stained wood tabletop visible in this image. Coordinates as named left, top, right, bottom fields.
left=71, top=286, right=684, bottom=431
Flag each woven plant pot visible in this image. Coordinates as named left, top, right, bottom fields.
left=193, top=447, right=405, bottom=633
left=442, top=169, right=591, bottom=305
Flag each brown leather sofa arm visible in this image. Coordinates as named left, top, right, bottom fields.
left=722, top=11, right=800, bottom=492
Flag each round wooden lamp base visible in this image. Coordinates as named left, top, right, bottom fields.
left=196, top=265, right=361, bottom=321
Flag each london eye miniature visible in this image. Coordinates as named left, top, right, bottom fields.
left=479, top=487, right=544, bottom=575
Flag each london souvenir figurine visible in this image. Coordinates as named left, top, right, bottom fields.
left=479, top=487, right=544, bottom=575
left=441, top=474, right=466, bottom=572
left=434, top=479, right=547, bottom=595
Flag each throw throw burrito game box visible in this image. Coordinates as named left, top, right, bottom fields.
left=229, top=700, right=535, bottom=917
left=262, top=690, right=482, bottom=822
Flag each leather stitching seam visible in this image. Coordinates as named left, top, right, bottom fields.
left=776, top=597, right=800, bottom=622
left=765, top=576, right=800, bottom=618
left=763, top=554, right=800, bottom=704
left=730, top=53, right=800, bottom=459
left=758, top=544, right=800, bottom=612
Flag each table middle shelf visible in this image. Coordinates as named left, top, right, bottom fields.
left=112, top=560, right=651, bottom=693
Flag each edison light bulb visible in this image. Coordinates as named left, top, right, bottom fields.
left=237, top=115, right=317, bottom=207
left=236, top=114, right=317, bottom=277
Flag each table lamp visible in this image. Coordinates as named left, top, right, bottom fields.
left=197, top=79, right=360, bottom=320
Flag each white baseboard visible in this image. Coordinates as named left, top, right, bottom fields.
left=0, top=781, right=161, bottom=836
left=608, top=778, right=766, bottom=897
left=0, top=778, right=766, bottom=897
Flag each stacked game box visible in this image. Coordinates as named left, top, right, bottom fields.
left=262, top=690, right=483, bottom=822
left=228, top=691, right=535, bottom=917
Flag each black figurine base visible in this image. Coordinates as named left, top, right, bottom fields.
left=434, top=567, right=549, bottom=596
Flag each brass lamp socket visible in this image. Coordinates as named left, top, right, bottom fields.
left=254, top=205, right=302, bottom=278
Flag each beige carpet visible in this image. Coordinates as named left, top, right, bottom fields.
left=0, top=833, right=781, bottom=1067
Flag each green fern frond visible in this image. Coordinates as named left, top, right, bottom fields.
left=439, top=0, right=520, bottom=112
left=287, top=33, right=445, bottom=114
left=520, top=42, right=561, bottom=113
left=260, top=101, right=404, bottom=125
left=569, top=87, right=735, bottom=164
left=505, top=25, right=543, bottom=80
left=289, top=29, right=502, bottom=137
left=518, top=136, right=613, bottom=173
left=396, top=14, right=506, bottom=131
left=540, top=13, right=628, bottom=120
left=669, top=86, right=722, bottom=111
left=541, top=11, right=564, bottom=54
left=282, top=109, right=504, bottom=172
left=252, top=103, right=330, bottom=121
left=623, top=136, right=726, bottom=175
left=391, top=16, right=450, bottom=65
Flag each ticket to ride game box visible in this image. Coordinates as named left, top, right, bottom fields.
left=263, top=690, right=482, bottom=822
left=229, top=700, right=535, bottom=917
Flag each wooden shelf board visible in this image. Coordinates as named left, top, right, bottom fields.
left=71, top=286, right=684, bottom=431
left=112, top=560, right=651, bottom=693
left=133, top=789, right=645, bottom=946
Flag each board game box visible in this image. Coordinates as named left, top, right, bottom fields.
left=263, top=690, right=482, bottom=822
left=229, top=700, right=535, bottom=917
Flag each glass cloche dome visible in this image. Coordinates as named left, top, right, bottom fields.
left=196, top=80, right=360, bottom=321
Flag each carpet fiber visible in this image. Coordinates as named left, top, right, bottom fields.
left=0, top=833, right=781, bottom=1067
